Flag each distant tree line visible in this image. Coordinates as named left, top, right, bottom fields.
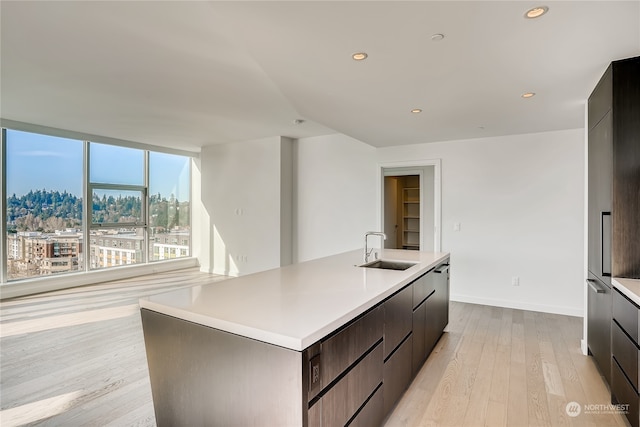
left=149, top=193, right=190, bottom=231
left=6, top=189, right=189, bottom=233
left=92, top=193, right=141, bottom=224
left=6, top=190, right=82, bottom=233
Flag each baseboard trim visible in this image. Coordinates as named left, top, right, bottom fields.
left=211, top=268, right=239, bottom=278
left=451, top=293, right=584, bottom=317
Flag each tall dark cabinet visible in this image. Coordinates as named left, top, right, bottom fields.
left=588, top=55, right=640, bottom=281
left=587, top=55, right=640, bottom=426
left=587, top=62, right=613, bottom=385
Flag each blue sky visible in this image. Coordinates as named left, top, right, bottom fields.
left=5, top=129, right=190, bottom=200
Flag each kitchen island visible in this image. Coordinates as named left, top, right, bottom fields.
left=139, top=249, right=450, bottom=427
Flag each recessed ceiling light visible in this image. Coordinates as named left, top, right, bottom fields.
left=293, top=119, right=305, bottom=125
left=411, top=109, right=422, bottom=114
left=431, top=33, right=445, bottom=42
left=525, top=6, right=549, bottom=19
left=522, top=92, right=536, bottom=98
left=352, top=52, right=368, bottom=61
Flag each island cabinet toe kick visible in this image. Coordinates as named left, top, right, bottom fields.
left=140, top=252, right=450, bottom=427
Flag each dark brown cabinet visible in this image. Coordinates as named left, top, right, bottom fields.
left=587, top=55, right=640, bottom=279
left=431, top=263, right=450, bottom=349
left=383, top=284, right=413, bottom=359
left=383, top=258, right=451, bottom=417
left=587, top=55, right=640, bottom=386
left=410, top=263, right=450, bottom=378
left=411, top=270, right=435, bottom=375
left=587, top=59, right=614, bottom=385
left=383, top=334, right=413, bottom=415
left=382, top=283, right=414, bottom=415
left=311, top=343, right=383, bottom=427
left=317, top=306, right=383, bottom=392
left=307, top=306, right=384, bottom=427
left=587, top=274, right=612, bottom=385
left=307, top=257, right=451, bottom=427
left=611, top=288, right=640, bottom=427
left=587, top=109, right=613, bottom=285
left=611, top=58, right=640, bottom=279
left=411, top=301, right=427, bottom=376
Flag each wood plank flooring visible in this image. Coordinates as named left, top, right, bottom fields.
left=0, top=268, right=227, bottom=427
left=385, top=303, right=629, bottom=427
left=0, top=270, right=630, bottom=426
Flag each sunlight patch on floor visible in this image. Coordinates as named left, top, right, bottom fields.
left=0, top=304, right=139, bottom=338
left=0, top=390, right=84, bottom=427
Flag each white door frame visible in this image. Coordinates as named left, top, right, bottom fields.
left=377, top=159, right=442, bottom=252
left=383, top=168, right=424, bottom=250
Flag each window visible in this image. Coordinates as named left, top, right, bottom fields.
left=91, top=189, right=144, bottom=225
left=2, top=127, right=192, bottom=283
left=149, top=152, right=190, bottom=261
left=4, top=130, right=83, bottom=280
left=90, top=143, right=144, bottom=186
left=88, top=143, right=147, bottom=271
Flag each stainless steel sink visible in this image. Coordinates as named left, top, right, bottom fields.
left=359, top=260, right=416, bottom=271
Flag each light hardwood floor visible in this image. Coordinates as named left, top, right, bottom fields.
left=0, top=269, right=629, bottom=427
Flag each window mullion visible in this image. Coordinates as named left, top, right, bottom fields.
left=144, top=150, right=149, bottom=264
left=83, top=140, right=90, bottom=273
left=1, top=129, right=7, bottom=283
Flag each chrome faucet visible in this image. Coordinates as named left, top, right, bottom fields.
left=364, top=231, right=386, bottom=263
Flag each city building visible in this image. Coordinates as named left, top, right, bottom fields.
left=6, top=231, right=82, bottom=279
left=151, top=229, right=190, bottom=260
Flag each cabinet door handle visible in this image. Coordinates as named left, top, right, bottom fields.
left=601, top=211, right=611, bottom=277
left=587, top=279, right=606, bottom=294
left=435, top=265, right=449, bottom=274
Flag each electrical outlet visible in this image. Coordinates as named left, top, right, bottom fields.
left=512, top=276, right=520, bottom=286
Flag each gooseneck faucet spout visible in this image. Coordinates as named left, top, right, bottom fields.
left=364, top=231, right=387, bottom=263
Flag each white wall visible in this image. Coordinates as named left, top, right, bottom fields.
left=423, top=166, right=435, bottom=251
left=293, top=134, right=377, bottom=262
left=191, top=156, right=212, bottom=273
left=200, top=137, right=292, bottom=276
left=196, top=128, right=585, bottom=317
left=378, top=129, right=585, bottom=316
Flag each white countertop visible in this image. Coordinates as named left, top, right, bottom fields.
left=140, top=249, right=449, bottom=351
left=613, top=277, right=640, bottom=306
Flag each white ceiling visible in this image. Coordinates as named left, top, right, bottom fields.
left=1, top=1, right=639, bottom=152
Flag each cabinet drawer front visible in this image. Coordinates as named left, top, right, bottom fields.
left=383, top=334, right=413, bottom=415
left=612, top=358, right=640, bottom=427
left=412, top=301, right=427, bottom=376
left=321, top=305, right=383, bottom=387
left=321, top=343, right=383, bottom=427
left=412, top=271, right=435, bottom=309
left=348, top=385, right=384, bottom=427
left=614, top=289, right=639, bottom=345
left=613, top=320, right=640, bottom=392
left=384, top=285, right=413, bottom=359
left=433, top=263, right=450, bottom=333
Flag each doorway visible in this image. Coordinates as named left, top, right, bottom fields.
left=384, top=174, right=420, bottom=250
left=380, top=162, right=440, bottom=252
